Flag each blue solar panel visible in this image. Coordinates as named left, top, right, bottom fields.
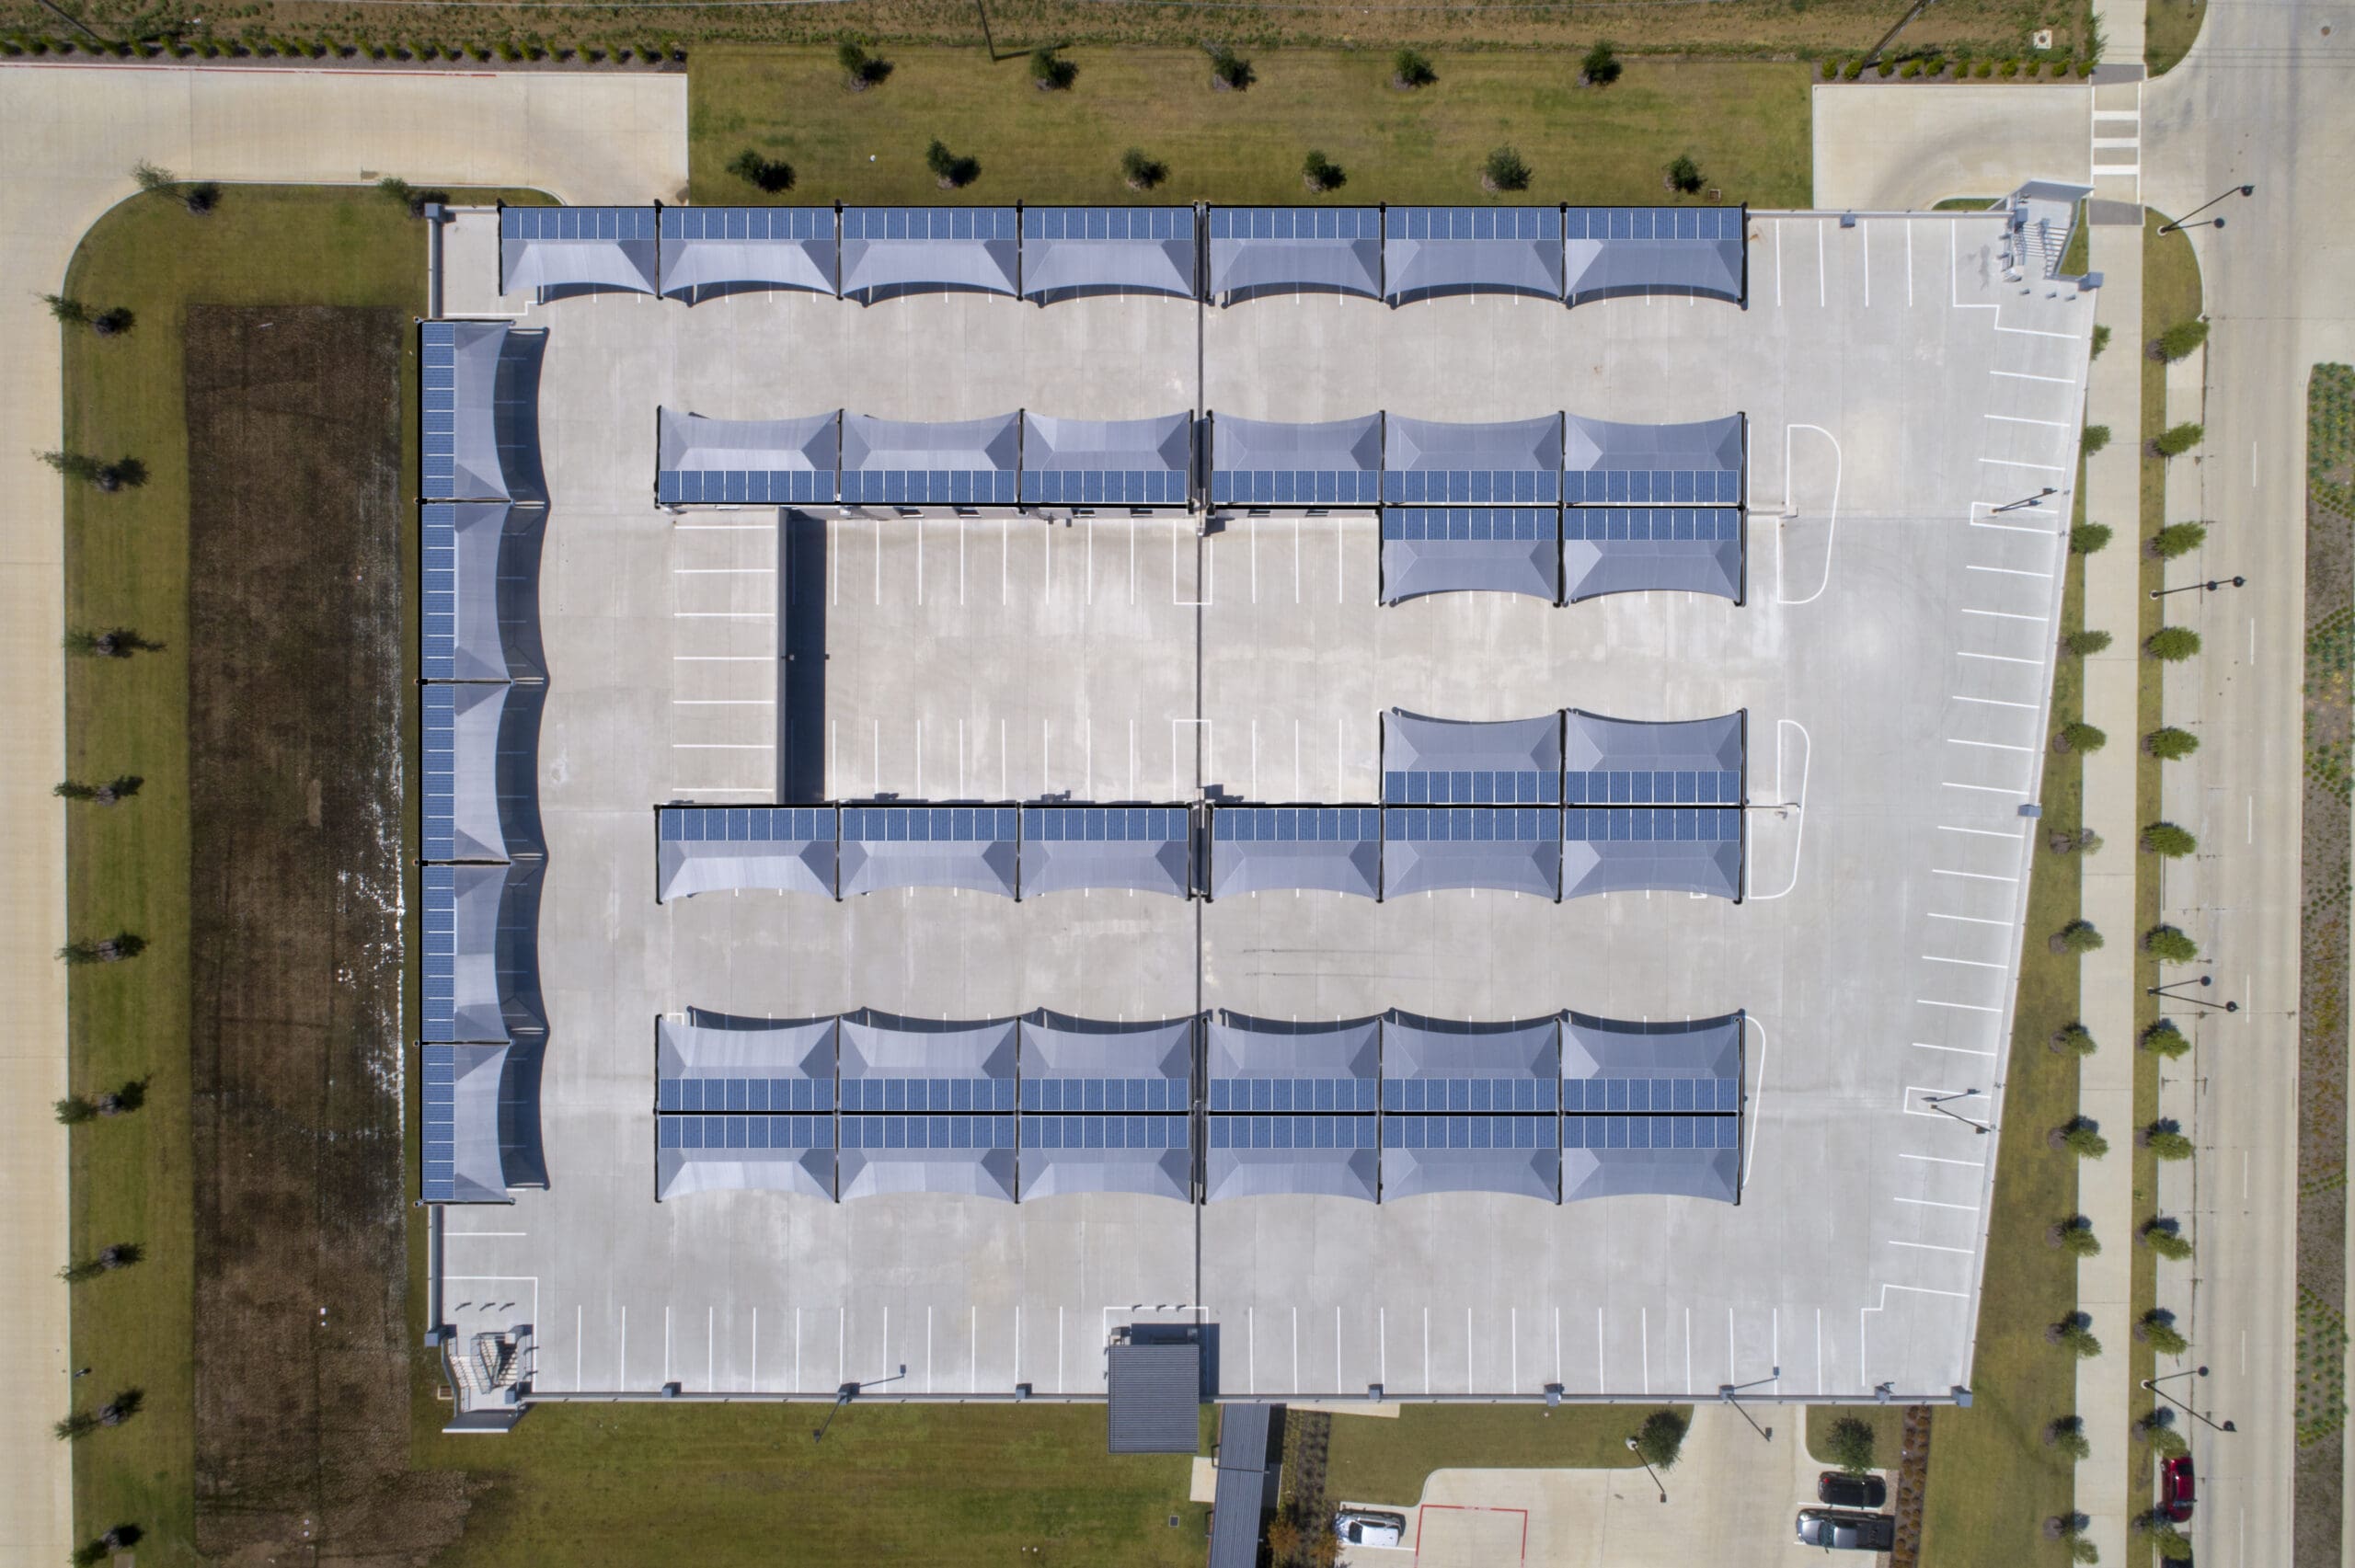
left=660, top=206, right=833, bottom=241
left=1383, top=508, right=1552, bottom=543
left=1562, top=507, right=1740, bottom=543
left=1561, top=1075, right=1740, bottom=1114
left=1563, top=207, right=1740, bottom=241
left=1562, top=1114, right=1740, bottom=1150
left=420, top=865, right=457, bottom=1042
left=1207, top=208, right=1380, bottom=240
left=842, top=207, right=1021, bottom=240
left=1562, top=468, right=1741, bottom=506
left=1381, top=469, right=1557, bottom=506
left=659, top=468, right=835, bottom=505
left=1565, top=770, right=1740, bottom=807
left=1384, top=807, right=1561, bottom=842
left=1206, top=1077, right=1379, bottom=1113
left=1022, top=807, right=1189, bottom=843
left=1387, top=207, right=1562, bottom=241
left=1212, top=807, right=1383, bottom=842
left=661, top=1076, right=835, bottom=1113
left=1562, top=807, right=1741, bottom=843
left=838, top=1077, right=1019, bottom=1113
left=840, top=806, right=1019, bottom=842
left=1382, top=1077, right=1553, bottom=1113
left=420, top=685, right=459, bottom=863
left=1023, top=207, right=1194, bottom=241
left=659, top=1114, right=835, bottom=1150
left=1210, top=467, right=1381, bottom=507
left=1020, top=1114, right=1189, bottom=1150
left=1383, top=770, right=1559, bottom=807
left=1020, top=468, right=1188, bottom=506
left=419, top=324, right=458, bottom=499
left=660, top=807, right=833, bottom=842
left=501, top=205, right=659, bottom=240
left=1206, top=1115, right=1378, bottom=1150
left=1381, top=1115, right=1557, bottom=1150
left=420, top=1043, right=460, bottom=1200
left=420, top=504, right=458, bottom=679
left=1020, top=1076, right=1188, bottom=1112
left=839, top=1113, right=1017, bottom=1150
left=840, top=468, right=1019, bottom=506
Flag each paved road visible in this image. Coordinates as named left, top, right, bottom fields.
left=0, top=61, right=684, bottom=1567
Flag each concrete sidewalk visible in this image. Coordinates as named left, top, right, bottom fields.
left=2074, top=216, right=2145, bottom=1568
left=0, top=61, right=684, bottom=1566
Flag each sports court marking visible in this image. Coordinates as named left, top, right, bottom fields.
left=1414, top=1504, right=1529, bottom=1567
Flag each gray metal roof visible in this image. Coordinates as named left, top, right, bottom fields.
left=1018, top=411, right=1192, bottom=507
left=658, top=1012, right=837, bottom=1086
left=1381, top=1135, right=1561, bottom=1203
left=839, top=207, right=1020, bottom=303
left=1017, top=1116, right=1192, bottom=1201
left=1382, top=1012, right=1559, bottom=1085
left=1017, top=806, right=1193, bottom=899
left=500, top=205, right=659, bottom=296
left=1208, top=807, right=1382, bottom=899
left=1381, top=508, right=1560, bottom=604
left=1383, top=412, right=1564, bottom=506
left=658, top=206, right=838, bottom=299
left=1019, top=1010, right=1196, bottom=1084
left=1383, top=708, right=1564, bottom=805
left=658, top=408, right=840, bottom=506
left=840, top=1011, right=1021, bottom=1080
left=1206, top=1401, right=1272, bottom=1566
left=1106, top=1340, right=1201, bottom=1452
left=1560, top=1011, right=1744, bottom=1084
left=1020, top=207, right=1197, bottom=303
left=1563, top=413, right=1744, bottom=507
left=1563, top=206, right=1745, bottom=308
left=1564, top=709, right=1744, bottom=793
left=1203, top=1137, right=1380, bottom=1202
left=1206, top=207, right=1382, bottom=303
left=1562, top=507, right=1743, bottom=602
left=1384, top=205, right=1566, bottom=304
left=421, top=501, right=546, bottom=682
left=656, top=807, right=837, bottom=902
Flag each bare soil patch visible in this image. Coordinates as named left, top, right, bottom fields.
left=184, top=303, right=467, bottom=1564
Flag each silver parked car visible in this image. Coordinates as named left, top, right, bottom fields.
left=1796, top=1508, right=1896, bottom=1551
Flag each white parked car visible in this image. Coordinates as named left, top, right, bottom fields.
left=1334, top=1509, right=1407, bottom=1549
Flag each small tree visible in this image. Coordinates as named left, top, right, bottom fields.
left=1632, top=1407, right=1687, bottom=1470
left=132, top=159, right=173, bottom=192
left=2142, top=821, right=2197, bottom=856
left=2143, top=1219, right=2193, bottom=1260
left=1028, top=46, right=1076, bottom=90
left=727, top=148, right=795, bottom=193
left=1206, top=43, right=1254, bottom=90
left=2051, top=1216, right=2101, bottom=1257
left=1302, top=150, right=1345, bottom=193
left=2062, top=628, right=2113, bottom=657
left=1392, top=46, right=1436, bottom=87
left=2145, top=625, right=2201, bottom=661
left=2051, top=919, right=2105, bottom=955
left=1824, top=1414, right=1876, bottom=1474
left=1666, top=155, right=1704, bottom=195
left=925, top=140, right=979, bottom=189
left=2081, top=424, right=2111, bottom=455
left=1483, top=145, right=1531, bottom=193
left=2150, top=521, right=2208, bottom=559
left=2048, top=826, right=2102, bottom=855
left=2051, top=1315, right=2102, bottom=1358
left=2141, top=1019, right=2189, bottom=1059
left=55, top=1094, right=98, bottom=1124
left=98, top=1389, right=144, bottom=1426
left=2141, top=1310, right=2189, bottom=1355
left=72, top=1528, right=144, bottom=1568
left=64, top=627, right=161, bottom=658
left=1120, top=147, right=1167, bottom=191
left=44, top=292, right=90, bottom=326
left=183, top=182, right=221, bottom=215
left=2054, top=720, right=2107, bottom=754
left=2151, top=422, right=2203, bottom=458
left=97, top=1079, right=146, bottom=1116
left=2090, top=324, right=2112, bottom=359
left=2056, top=1117, right=2109, bottom=1159
left=53, top=1410, right=100, bottom=1442
left=2051, top=1022, right=2097, bottom=1057
left=2145, top=727, right=2200, bottom=760
left=58, top=932, right=147, bottom=965
left=2153, top=319, right=2209, bottom=361
left=2071, top=521, right=2113, bottom=554
left=91, top=306, right=134, bottom=337
left=2148, top=1427, right=2190, bottom=1467
left=1266, top=1513, right=1303, bottom=1560
left=376, top=174, right=417, bottom=210
left=837, top=40, right=890, bottom=89
left=2047, top=1415, right=2092, bottom=1460
left=1581, top=39, right=1622, bottom=85
left=2143, top=924, right=2199, bottom=962
left=2147, top=1123, right=2195, bottom=1161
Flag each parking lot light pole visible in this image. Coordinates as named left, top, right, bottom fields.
left=1993, top=486, right=2060, bottom=514
left=1625, top=1436, right=1668, bottom=1503
left=1923, top=1089, right=1993, bottom=1135
left=2158, top=184, right=2255, bottom=235
left=2149, top=975, right=2240, bottom=1013
left=1718, top=1368, right=1780, bottom=1442
left=813, top=1363, right=908, bottom=1443
left=2151, top=575, right=2246, bottom=601
left=2142, top=1368, right=2236, bottom=1433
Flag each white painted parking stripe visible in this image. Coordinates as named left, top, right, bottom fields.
left=1937, top=826, right=2021, bottom=840
left=1955, top=693, right=2037, bottom=709
left=1992, top=368, right=2074, bottom=383
left=1918, top=999, right=2001, bottom=1013
left=1948, top=737, right=2036, bottom=752
left=1961, top=607, right=2044, bottom=621
left=1913, top=1041, right=1998, bottom=1057
left=1889, top=1241, right=1974, bottom=1254
left=672, top=567, right=775, bottom=574
left=674, top=655, right=768, bottom=661
left=1985, top=413, right=2074, bottom=428
left=673, top=698, right=774, bottom=705
left=671, top=743, right=769, bottom=750
left=1966, top=564, right=2054, bottom=578
left=1979, top=456, right=2069, bottom=471
left=1895, top=1196, right=1980, bottom=1210
left=1933, top=867, right=2016, bottom=881
left=1942, top=780, right=2023, bottom=794
left=1899, top=1152, right=1984, bottom=1167
left=1927, top=909, right=2011, bottom=922
left=1923, top=955, right=2005, bottom=969
left=1957, top=651, right=2040, bottom=665
left=672, top=611, right=772, bottom=618
left=1993, top=325, right=2082, bottom=340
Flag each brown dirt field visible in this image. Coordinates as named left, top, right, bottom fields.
left=184, top=303, right=468, bottom=1565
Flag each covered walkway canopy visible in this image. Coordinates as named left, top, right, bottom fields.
left=1207, top=207, right=1382, bottom=303
left=657, top=408, right=840, bottom=505
left=421, top=502, right=546, bottom=681
left=657, top=1012, right=838, bottom=1115
left=1384, top=206, right=1566, bottom=304
left=835, top=1012, right=1021, bottom=1200
left=839, top=206, right=1020, bottom=303
left=656, top=1115, right=837, bottom=1201
left=1383, top=413, right=1563, bottom=506
left=1563, top=413, right=1745, bottom=506
left=1205, top=1115, right=1379, bottom=1201
left=1563, top=709, right=1744, bottom=808
left=500, top=204, right=659, bottom=296
left=1381, top=1115, right=1560, bottom=1202
left=1564, top=205, right=1746, bottom=308
left=840, top=412, right=1020, bottom=506
left=1561, top=1113, right=1740, bottom=1202
left=1562, top=806, right=1743, bottom=900
left=1020, top=207, right=1198, bottom=303
left=658, top=205, right=837, bottom=299
left=1208, top=412, right=1381, bottom=507
left=1018, top=411, right=1191, bottom=507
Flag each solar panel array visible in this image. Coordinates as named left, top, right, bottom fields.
left=659, top=464, right=834, bottom=506
left=503, top=205, right=659, bottom=242
left=419, top=323, right=465, bottom=500
left=1384, top=807, right=1562, bottom=842
left=661, top=1114, right=836, bottom=1150
left=841, top=805, right=1020, bottom=843
left=420, top=685, right=463, bottom=862
left=1382, top=467, right=1558, bottom=506
left=1566, top=769, right=1741, bottom=807
left=1384, top=770, right=1560, bottom=806
left=1383, top=1116, right=1557, bottom=1150
left=1384, top=1078, right=1553, bottom=1113
left=1207, top=1115, right=1381, bottom=1150
left=1207, top=207, right=1382, bottom=241
left=1207, top=1077, right=1382, bottom=1113
left=1022, top=1115, right=1189, bottom=1150
left=661, top=806, right=833, bottom=843
left=1562, top=466, right=1741, bottom=506
left=1563, top=1114, right=1740, bottom=1150
left=1564, top=206, right=1742, bottom=242
left=840, top=1076, right=1021, bottom=1113
left=1020, top=464, right=1188, bottom=506
left=840, top=1113, right=1019, bottom=1150
left=1022, top=1076, right=1189, bottom=1112
left=840, top=465, right=1019, bottom=506
left=1211, top=807, right=1382, bottom=843
left=1023, top=207, right=1196, bottom=242
left=419, top=864, right=460, bottom=1042
left=1389, top=206, right=1563, bottom=241
left=661, top=1075, right=834, bottom=1113
left=1562, top=807, right=1742, bottom=844
left=419, top=1044, right=468, bottom=1201
left=661, top=206, right=833, bottom=241
left=1023, top=807, right=1189, bottom=844
left=1384, top=508, right=1548, bottom=544
left=1560, top=1073, right=1740, bottom=1114
left=842, top=206, right=1022, bottom=241
left=1563, top=507, right=1740, bottom=544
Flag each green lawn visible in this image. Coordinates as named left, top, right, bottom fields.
left=1806, top=1403, right=1904, bottom=1469
left=690, top=48, right=1810, bottom=208
left=1321, top=1403, right=1655, bottom=1507
left=2144, top=0, right=2206, bottom=74
left=1917, top=534, right=2089, bottom=1564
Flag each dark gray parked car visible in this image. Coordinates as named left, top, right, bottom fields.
left=1797, top=1509, right=1897, bottom=1551
left=1816, top=1471, right=1888, bottom=1510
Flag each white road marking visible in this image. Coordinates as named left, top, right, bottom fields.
left=1957, top=650, right=2041, bottom=665
left=1899, top=1152, right=1984, bottom=1167
left=1979, top=456, right=2070, bottom=471
left=1918, top=998, right=2001, bottom=1013
left=1927, top=910, right=2012, bottom=924
left=1912, top=1041, right=1998, bottom=1057
left=1966, top=564, right=2054, bottom=578
left=1948, top=737, right=2036, bottom=752
left=1955, top=694, right=2038, bottom=710
left=1938, top=826, right=2021, bottom=840
left=1985, top=413, right=2074, bottom=428
left=1992, top=368, right=2075, bottom=383
left=1961, top=607, right=2045, bottom=622
left=1923, top=954, right=2006, bottom=969
left=1943, top=780, right=2026, bottom=794
left=1889, top=1240, right=1974, bottom=1254
left=1933, top=867, right=2017, bottom=881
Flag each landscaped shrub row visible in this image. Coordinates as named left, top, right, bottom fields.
left=1821, top=52, right=2096, bottom=79
left=0, top=31, right=687, bottom=63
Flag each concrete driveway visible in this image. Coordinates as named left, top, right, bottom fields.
left=0, top=60, right=684, bottom=1567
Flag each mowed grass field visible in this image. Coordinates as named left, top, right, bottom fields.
left=690, top=48, right=1811, bottom=208
left=1321, top=1402, right=1651, bottom=1507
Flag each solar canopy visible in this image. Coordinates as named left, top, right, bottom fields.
left=657, top=1013, right=837, bottom=1113
left=1205, top=1013, right=1380, bottom=1111
left=1381, top=1115, right=1561, bottom=1202
left=657, top=807, right=837, bottom=901
left=838, top=1012, right=1020, bottom=1105
left=1563, top=206, right=1746, bottom=309
left=838, top=805, right=1018, bottom=898
left=838, top=207, right=1019, bottom=303
left=421, top=502, right=546, bottom=681
left=421, top=321, right=542, bottom=502
left=1018, top=806, right=1194, bottom=899
left=1209, top=413, right=1381, bottom=507
left=1384, top=414, right=1563, bottom=506
left=657, top=1114, right=837, bottom=1201
left=658, top=408, right=840, bottom=505
left=1380, top=508, right=1560, bottom=604
left=1561, top=1114, right=1740, bottom=1203
left=1204, top=1116, right=1379, bottom=1202
left=1383, top=709, right=1563, bottom=805
left=421, top=681, right=542, bottom=864
left=1206, top=207, right=1382, bottom=303
left=1384, top=206, right=1566, bottom=305
left=1563, top=710, right=1743, bottom=807
left=1561, top=807, right=1743, bottom=899
left=1564, top=414, right=1745, bottom=506
left=421, top=1043, right=524, bottom=1203
left=500, top=205, right=659, bottom=296
left=1560, top=1010, right=1744, bottom=1114
left=1019, top=412, right=1191, bottom=507
left=420, top=863, right=544, bottom=1044
left=1208, top=807, right=1381, bottom=899
left=658, top=206, right=837, bottom=299
left=840, top=412, right=1020, bottom=505
left=1019, top=1114, right=1192, bottom=1201
left=1563, top=507, right=1743, bottom=602
left=1020, top=207, right=1197, bottom=303
left=1383, top=807, right=1561, bottom=898
left=1380, top=1013, right=1558, bottom=1111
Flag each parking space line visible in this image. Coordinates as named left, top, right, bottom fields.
left=1912, top=1041, right=1997, bottom=1057
left=1900, top=1152, right=1983, bottom=1167
left=1961, top=607, right=2045, bottom=622
left=1937, top=825, right=2021, bottom=840
left=1932, top=867, right=2016, bottom=881
left=1918, top=998, right=2001, bottom=1013
left=1954, top=693, right=2037, bottom=708
left=1985, top=413, right=2073, bottom=428
left=1992, top=368, right=2074, bottom=383
left=1948, top=738, right=2035, bottom=752
left=673, top=698, right=773, bottom=705
left=672, top=567, right=774, bottom=574
left=1927, top=910, right=2011, bottom=923
left=1957, top=650, right=2040, bottom=665
left=1942, top=781, right=2023, bottom=795
left=1889, top=1240, right=1973, bottom=1254
left=1980, top=456, right=2069, bottom=472
left=1923, top=955, right=2005, bottom=969
left=1965, top=564, right=2054, bottom=578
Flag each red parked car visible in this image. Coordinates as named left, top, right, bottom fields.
left=2163, top=1454, right=2196, bottom=1522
